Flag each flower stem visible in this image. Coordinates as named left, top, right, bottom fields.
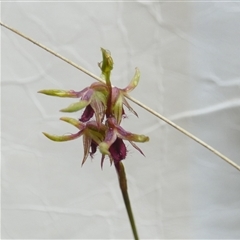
left=115, top=162, right=139, bottom=240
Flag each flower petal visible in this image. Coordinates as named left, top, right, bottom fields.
left=122, top=68, right=140, bottom=93
left=112, top=93, right=123, bottom=124
left=111, top=88, right=124, bottom=124
left=114, top=123, right=149, bottom=143
left=81, top=134, right=91, bottom=166
left=99, top=128, right=117, bottom=156
left=101, top=154, right=107, bottom=169
left=129, top=141, right=145, bottom=156
left=119, top=132, right=149, bottom=143
left=122, top=97, right=138, bottom=117
left=87, top=129, right=105, bottom=145
left=91, top=91, right=107, bottom=126
left=38, top=89, right=79, bottom=98
left=85, top=121, right=106, bottom=144
left=60, top=100, right=89, bottom=112
left=91, top=82, right=108, bottom=93
left=60, top=117, right=85, bottom=130
left=42, top=131, right=82, bottom=142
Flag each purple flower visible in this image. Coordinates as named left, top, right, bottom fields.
left=111, top=68, right=140, bottom=124
left=99, top=117, right=149, bottom=164
left=39, top=82, right=109, bottom=127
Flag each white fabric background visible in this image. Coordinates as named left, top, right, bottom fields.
left=1, top=2, right=240, bottom=239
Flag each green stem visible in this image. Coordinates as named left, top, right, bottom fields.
left=115, top=162, right=139, bottom=240
left=106, top=82, right=112, bottom=118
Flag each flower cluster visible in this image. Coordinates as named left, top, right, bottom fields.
left=39, top=48, right=149, bottom=167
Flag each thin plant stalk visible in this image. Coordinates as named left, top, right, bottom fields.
left=116, top=162, right=139, bottom=240
left=1, top=21, right=240, bottom=171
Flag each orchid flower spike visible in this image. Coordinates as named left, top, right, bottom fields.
left=39, top=48, right=149, bottom=168
left=99, top=117, right=149, bottom=164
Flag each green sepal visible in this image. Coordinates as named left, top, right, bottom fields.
left=42, top=132, right=81, bottom=142
left=123, top=68, right=140, bottom=93
left=38, top=89, right=78, bottom=98
left=60, top=100, right=89, bottom=112
left=123, top=134, right=149, bottom=143
left=60, top=117, right=85, bottom=130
